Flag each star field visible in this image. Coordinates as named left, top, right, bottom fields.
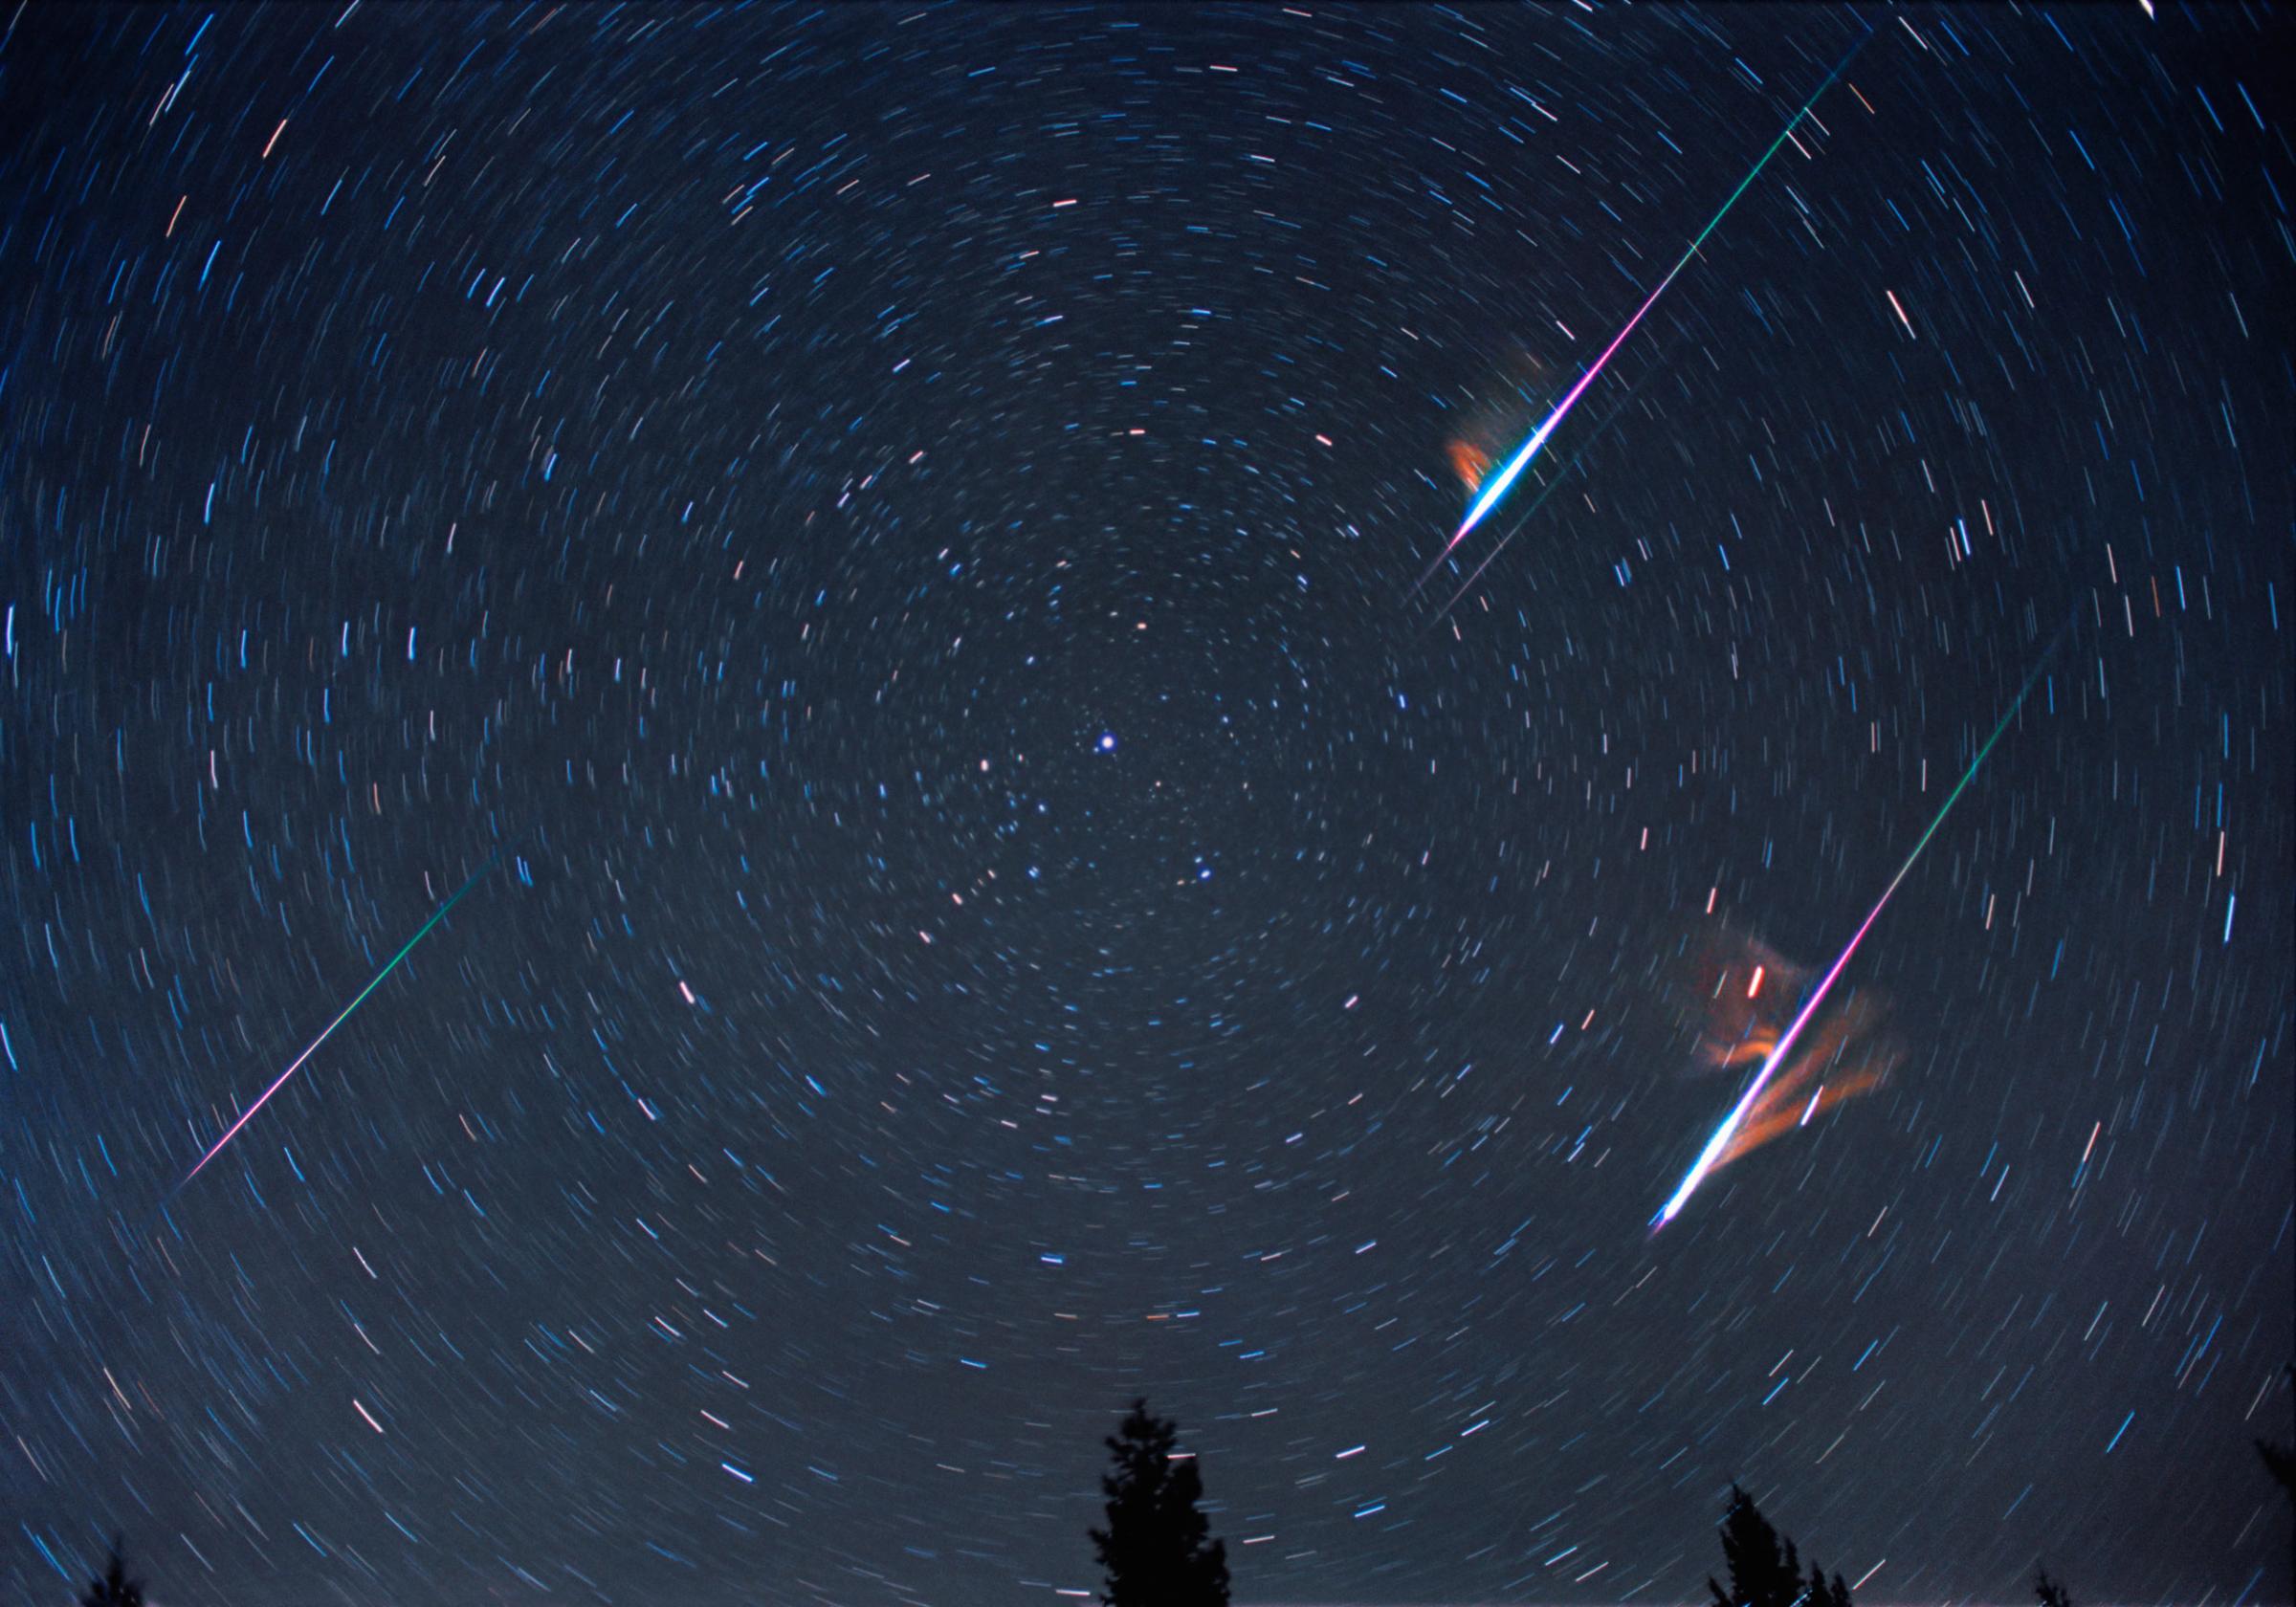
left=1, top=5, right=2289, bottom=1605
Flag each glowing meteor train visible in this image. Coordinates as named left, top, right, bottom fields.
left=1427, top=360, right=1660, bottom=627
left=1653, top=622, right=2072, bottom=1228
left=1415, top=26, right=1872, bottom=599
left=167, top=848, right=507, bottom=1200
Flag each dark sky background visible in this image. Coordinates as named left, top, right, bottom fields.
left=2, top=4, right=2289, bottom=1605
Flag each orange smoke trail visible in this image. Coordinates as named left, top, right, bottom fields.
left=1446, top=440, right=1492, bottom=494
left=1682, top=940, right=1893, bottom=1174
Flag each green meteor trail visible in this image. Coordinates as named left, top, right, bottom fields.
left=168, top=848, right=507, bottom=1199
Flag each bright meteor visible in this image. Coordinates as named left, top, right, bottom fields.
left=1426, top=355, right=1661, bottom=627
left=1652, top=620, right=2071, bottom=1229
left=168, top=848, right=507, bottom=1200
left=1415, top=27, right=1871, bottom=598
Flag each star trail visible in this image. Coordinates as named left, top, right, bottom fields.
left=1, top=7, right=2289, bottom=1607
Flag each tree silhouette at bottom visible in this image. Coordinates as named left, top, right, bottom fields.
left=1709, top=1486, right=1850, bottom=1607
left=79, top=1535, right=145, bottom=1607
left=1089, top=1399, right=1229, bottom=1607
left=2034, top=1565, right=2075, bottom=1607
left=1805, top=1554, right=1854, bottom=1607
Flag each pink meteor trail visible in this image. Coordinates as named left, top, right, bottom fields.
left=169, top=849, right=504, bottom=1198
left=1413, top=29, right=1869, bottom=599
left=1653, top=624, right=2068, bottom=1228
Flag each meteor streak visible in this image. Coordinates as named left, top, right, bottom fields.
left=1424, top=354, right=1662, bottom=626
left=1415, top=27, right=1870, bottom=596
left=168, top=848, right=506, bottom=1199
left=1652, top=621, right=2069, bottom=1228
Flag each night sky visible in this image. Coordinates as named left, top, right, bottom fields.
left=3, top=5, right=2290, bottom=1605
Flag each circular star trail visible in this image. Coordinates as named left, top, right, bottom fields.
left=3, top=6, right=2289, bottom=1606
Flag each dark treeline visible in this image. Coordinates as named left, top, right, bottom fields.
left=1084, top=1396, right=2296, bottom=1607
left=63, top=1378, right=2296, bottom=1607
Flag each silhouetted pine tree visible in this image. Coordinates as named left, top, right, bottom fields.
left=1708, top=1486, right=1845, bottom=1607
left=1090, top=1399, right=1229, bottom=1607
left=1805, top=1553, right=1853, bottom=1607
left=79, top=1535, right=144, bottom=1607
left=2034, top=1565, right=2074, bottom=1607
left=2258, top=1439, right=2296, bottom=1507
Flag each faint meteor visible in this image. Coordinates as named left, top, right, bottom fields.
left=168, top=848, right=506, bottom=1199
left=1653, top=620, right=2069, bottom=1229
left=1413, top=26, right=1871, bottom=599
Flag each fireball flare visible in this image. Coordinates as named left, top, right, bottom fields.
left=1654, top=618, right=2069, bottom=1228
